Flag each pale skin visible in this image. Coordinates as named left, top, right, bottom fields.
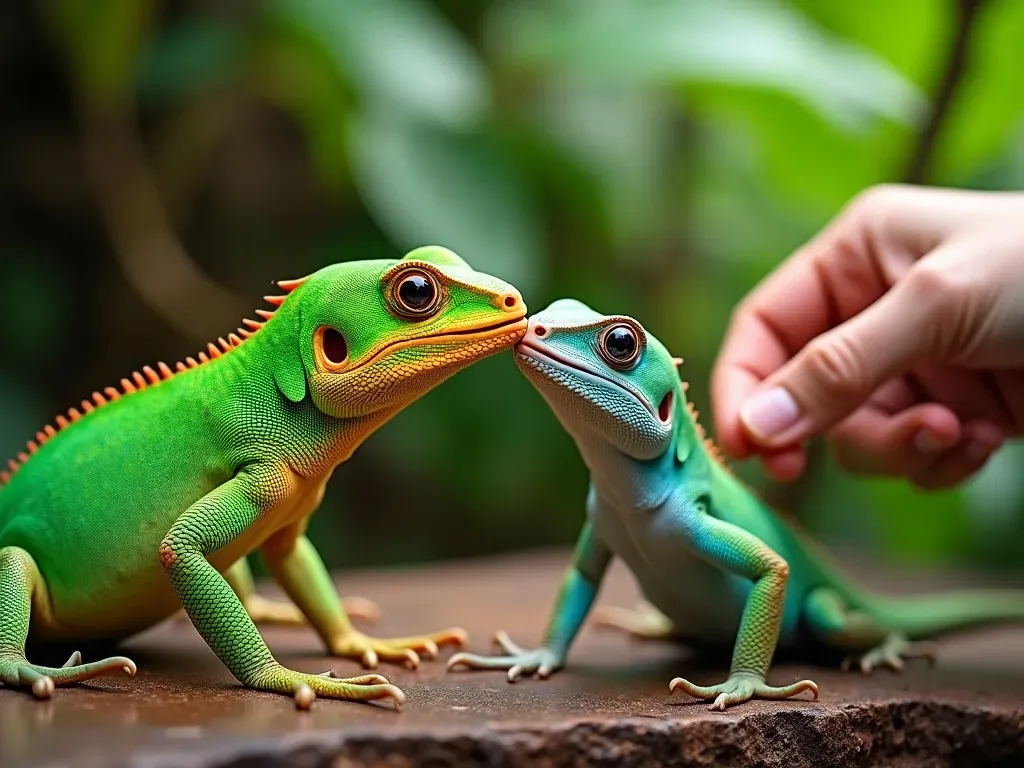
left=712, top=184, right=1024, bottom=489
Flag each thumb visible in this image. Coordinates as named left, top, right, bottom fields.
left=738, top=271, right=945, bottom=448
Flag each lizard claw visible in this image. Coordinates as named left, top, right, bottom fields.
left=330, top=628, right=463, bottom=670
left=447, top=637, right=563, bottom=683
left=61, top=651, right=82, bottom=668
left=669, top=673, right=818, bottom=710
left=841, top=634, right=938, bottom=675
left=273, top=665, right=403, bottom=711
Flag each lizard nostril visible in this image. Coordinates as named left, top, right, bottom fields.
left=534, top=325, right=548, bottom=338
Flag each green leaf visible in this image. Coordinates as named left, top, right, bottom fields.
left=788, top=0, right=948, bottom=89
left=347, top=110, right=543, bottom=295
left=263, top=0, right=488, bottom=129
left=250, top=30, right=355, bottom=194
left=523, top=79, right=678, bottom=260
left=686, top=86, right=907, bottom=211
left=487, top=0, right=925, bottom=132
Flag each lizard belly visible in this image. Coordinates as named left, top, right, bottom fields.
left=592, top=503, right=803, bottom=647
left=3, top=467, right=329, bottom=643
left=592, top=504, right=744, bottom=645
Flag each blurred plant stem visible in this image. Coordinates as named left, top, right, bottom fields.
left=903, top=0, right=987, bottom=184
left=82, top=114, right=247, bottom=339
left=46, top=0, right=246, bottom=341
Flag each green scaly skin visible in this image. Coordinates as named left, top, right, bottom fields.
left=448, top=299, right=1024, bottom=710
left=0, top=246, right=527, bottom=708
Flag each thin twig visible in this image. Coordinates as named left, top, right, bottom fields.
left=903, top=0, right=987, bottom=184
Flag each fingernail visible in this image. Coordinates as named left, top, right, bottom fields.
left=740, top=387, right=801, bottom=443
left=914, top=430, right=945, bottom=454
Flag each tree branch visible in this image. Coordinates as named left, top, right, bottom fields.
left=902, top=0, right=987, bottom=184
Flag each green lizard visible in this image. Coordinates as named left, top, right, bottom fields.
left=0, top=246, right=527, bottom=708
left=447, top=298, right=1024, bottom=710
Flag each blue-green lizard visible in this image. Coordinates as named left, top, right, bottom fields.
left=448, top=299, right=1024, bottom=710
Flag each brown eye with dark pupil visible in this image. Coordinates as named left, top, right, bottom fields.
left=397, top=274, right=436, bottom=313
left=322, top=328, right=348, bottom=364
left=603, top=325, right=638, bottom=364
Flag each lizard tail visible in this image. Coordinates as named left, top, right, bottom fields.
left=871, top=589, right=1024, bottom=639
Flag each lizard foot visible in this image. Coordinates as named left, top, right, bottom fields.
left=669, top=672, right=818, bottom=711
left=243, top=594, right=380, bottom=627
left=330, top=627, right=468, bottom=670
left=0, top=650, right=137, bottom=700
left=447, top=630, right=563, bottom=682
left=255, top=665, right=404, bottom=711
left=591, top=601, right=675, bottom=640
left=840, top=634, right=938, bottom=674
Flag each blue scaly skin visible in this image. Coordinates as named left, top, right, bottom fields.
left=448, top=299, right=1024, bottom=710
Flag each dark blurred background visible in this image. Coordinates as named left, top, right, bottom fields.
left=1, top=0, right=1022, bottom=576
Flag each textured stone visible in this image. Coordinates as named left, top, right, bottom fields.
left=2, top=550, right=1023, bottom=767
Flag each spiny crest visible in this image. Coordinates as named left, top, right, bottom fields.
left=0, top=274, right=309, bottom=487
left=673, top=353, right=731, bottom=474
left=683, top=400, right=731, bottom=472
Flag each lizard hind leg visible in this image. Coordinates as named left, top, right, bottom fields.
left=803, top=586, right=938, bottom=674
left=224, top=559, right=380, bottom=627
left=0, top=546, right=136, bottom=699
left=591, top=600, right=676, bottom=640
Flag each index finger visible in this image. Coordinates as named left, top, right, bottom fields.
left=711, top=199, right=897, bottom=458
left=711, top=255, right=835, bottom=459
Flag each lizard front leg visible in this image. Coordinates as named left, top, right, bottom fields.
left=260, top=519, right=465, bottom=670
left=159, top=466, right=403, bottom=710
left=447, top=521, right=612, bottom=681
left=668, top=501, right=818, bottom=710
left=225, top=558, right=380, bottom=627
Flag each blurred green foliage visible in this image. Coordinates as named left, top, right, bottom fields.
left=1, top=0, right=1022, bottom=574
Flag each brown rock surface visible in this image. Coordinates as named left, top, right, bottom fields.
left=2, top=550, right=1023, bottom=767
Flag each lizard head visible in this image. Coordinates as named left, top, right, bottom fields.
left=514, top=299, right=680, bottom=460
left=269, top=246, right=527, bottom=418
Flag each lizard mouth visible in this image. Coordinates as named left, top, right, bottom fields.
left=516, top=339, right=663, bottom=423
left=345, top=314, right=528, bottom=374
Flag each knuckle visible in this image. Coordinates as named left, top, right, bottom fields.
left=848, top=183, right=908, bottom=220
left=841, top=184, right=912, bottom=244
left=902, top=265, right=973, bottom=358
left=726, top=297, right=756, bottom=334
left=799, top=335, right=870, bottom=399
left=904, top=263, right=962, bottom=305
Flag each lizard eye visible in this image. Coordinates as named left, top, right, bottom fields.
left=391, top=269, right=441, bottom=319
left=599, top=323, right=641, bottom=369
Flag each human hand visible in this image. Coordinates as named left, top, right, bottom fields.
left=712, top=184, right=1024, bottom=489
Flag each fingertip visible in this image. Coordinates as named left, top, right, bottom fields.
left=714, top=421, right=755, bottom=461
left=709, top=373, right=759, bottom=460
left=962, top=419, right=1005, bottom=450
left=906, top=404, right=961, bottom=452
left=909, top=419, right=1004, bottom=491
left=761, top=447, right=807, bottom=482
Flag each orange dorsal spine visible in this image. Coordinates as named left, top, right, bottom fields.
left=0, top=275, right=309, bottom=487
left=683, top=397, right=732, bottom=473
left=673, top=352, right=732, bottom=475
